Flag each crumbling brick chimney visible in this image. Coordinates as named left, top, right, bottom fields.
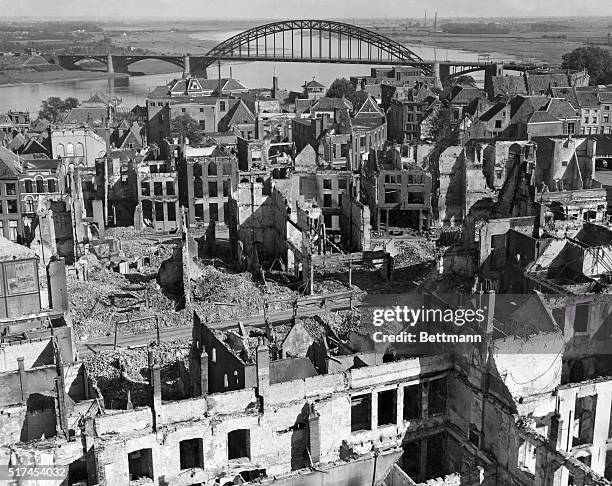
left=148, top=350, right=164, bottom=430
left=307, top=403, right=321, bottom=464
left=256, top=339, right=270, bottom=406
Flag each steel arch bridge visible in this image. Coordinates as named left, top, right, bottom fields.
left=201, top=19, right=430, bottom=73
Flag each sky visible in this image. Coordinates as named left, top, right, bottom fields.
left=1, top=0, right=611, bottom=20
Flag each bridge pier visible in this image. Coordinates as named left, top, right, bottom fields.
left=432, top=62, right=451, bottom=89
left=189, top=57, right=210, bottom=78
left=106, top=54, right=129, bottom=74
left=182, top=55, right=190, bottom=78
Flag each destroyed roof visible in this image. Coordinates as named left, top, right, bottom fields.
left=599, top=91, right=612, bottom=103
left=0, top=236, right=37, bottom=262
left=185, top=144, right=232, bottom=158
left=574, top=222, right=612, bottom=247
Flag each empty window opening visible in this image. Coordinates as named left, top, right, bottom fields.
left=155, top=202, right=164, bottom=221
left=167, top=203, right=176, bottom=222
left=141, top=182, right=150, bottom=196
left=428, top=379, right=446, bottom=415
left=180, top=438, right=204, bottom=470
left=153, top=182, right=163, bottom=196
left=209, top=203, right=218, bottom=222
left=68, top=459, right=88, bottom=485
left=574, top=304, right=589, bottom=333
left=407, top=192, right=425, bottom=204
left=194, top=203, right=204, bottom=221
left=166, top=181, right=175, bottom=195
left=400, top=441, right=420, bottom=479
left=208, top=181, right=218, bottom=197
left=351, top=394, right=371, bottom=432
left=403, top=384, right=421, bottom=421
left=385, top=189, right=400, bottom=204
left=128, top=448, right=153, bottom=481
left=377, top=389, right=397, bottom=426
left=573, top=395, right=597, bottom=447
left=228, top=429, right=251, bottom=460
left=142, top=201, right=153, bottom=221
left=425, top=433, right=446, bottom=479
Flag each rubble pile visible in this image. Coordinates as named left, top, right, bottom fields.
left=69, top=229, right=190, bottom=339
left=393, top=239, right=438, bottom=268
left=83, top=339, right=191, bottom=409
left=192, top=263, right=296, bottom=322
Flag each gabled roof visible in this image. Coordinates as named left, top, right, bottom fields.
left=450, top=86, right=486, bottom=105
left=354, top=96, right=384, bottom=117
left=219, top=99, right=255, bottom=131
left=526, top=73, right=569, bottom=95
left=168, top=77, right=248, bottom=96
left=302, top=79, right=325, bottom=89
left=528, top=111, right=560, bottom=124
left=541, top=98, right=578, bottom=119
left=64, top=107, right=109, bottom=126
left=479, top=102, right=507, bottom=122
left=575, top=88, right=599, bottom=108
left=0, top=146, right=22, bottom=178
left=492, top=75, right=527, bottom=97
left=310, top=97, right=353, bottom=112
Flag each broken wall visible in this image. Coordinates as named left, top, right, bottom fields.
left=339, top=195, right=371, bottom=252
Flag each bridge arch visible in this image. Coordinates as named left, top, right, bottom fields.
left=202, top=19, right=430, bottom=73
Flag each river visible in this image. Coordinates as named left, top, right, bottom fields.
left=0, top=30, right=521, bottom=115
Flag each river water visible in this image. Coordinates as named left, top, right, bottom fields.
left=0, top=30, right=520, bottom=115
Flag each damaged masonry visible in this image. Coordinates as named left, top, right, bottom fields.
left=2, top=10, right=612, bottom=486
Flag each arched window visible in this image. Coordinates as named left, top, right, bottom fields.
left=75, top=143, right=84, bottom=157
left=66, top=143, right=75, bottom=157
left=24, top=197, right=34, bottom=213
left=208, top=162, right=217, bottom=176
left=56, top=144, right=65, bottom=158
left=35, top=177, right=45, bottom=193
left=223, top=374, right=228, bottom=389
left=211, top=347, right=217, bottom=362
left=47, top=179, right=57, bottom=193
left=24, top=179, right=33, bottom=193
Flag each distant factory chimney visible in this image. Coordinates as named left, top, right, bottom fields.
left=424, top=9, right=427, bottom=27
left=434, top=12, right=437, bottom=31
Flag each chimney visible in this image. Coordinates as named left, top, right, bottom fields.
left=148, top=350, right=164, bottom=430
left=256, top=339, right=270, bottom=406
left=308, top=403, right=321, bottom=464
left=272, top=75, right=279, bottom=100
left=199, top=349, right=209, bottom=396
